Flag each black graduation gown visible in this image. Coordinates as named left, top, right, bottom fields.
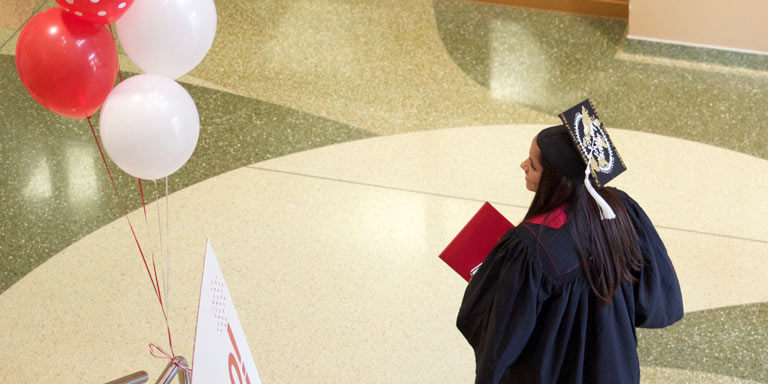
left=457, top=191, right=684, bottom=384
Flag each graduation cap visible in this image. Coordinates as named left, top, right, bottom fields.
left=537, top=99, right=626, bottom=220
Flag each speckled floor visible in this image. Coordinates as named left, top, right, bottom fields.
left=1, top=0, right=767, bottom=383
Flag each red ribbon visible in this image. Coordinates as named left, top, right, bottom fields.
left=138, top=179, right=163, bottom=317
left=86, top=116, right=175, bottom=356
left=149, top=343, right=192, bottom=374
left=87, top=26, right=178, bottom=362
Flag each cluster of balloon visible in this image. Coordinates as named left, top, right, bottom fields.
left=15, top=0, right=217, bottom=181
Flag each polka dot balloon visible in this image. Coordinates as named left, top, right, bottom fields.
left=55, top=0, right=134, bottom=25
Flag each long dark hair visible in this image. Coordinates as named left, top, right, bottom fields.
left=523, top=154, right=643, bottom=304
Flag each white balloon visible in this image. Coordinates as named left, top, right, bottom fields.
left=100, top=74, right=200, bottom=180
left=116, top=0, right=217, bottom=79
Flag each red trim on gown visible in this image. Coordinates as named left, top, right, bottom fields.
left=525, top=205, right=568, bottom=229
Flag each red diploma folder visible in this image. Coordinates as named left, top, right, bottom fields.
left=439, top=202, right=514, bottom=282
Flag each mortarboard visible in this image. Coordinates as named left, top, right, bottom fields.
left=537, top=99, right=626, bottom=220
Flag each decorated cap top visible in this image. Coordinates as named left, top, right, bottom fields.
left=556, top=99, right=626, bottom=187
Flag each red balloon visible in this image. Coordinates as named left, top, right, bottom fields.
left=55, top=0, right=135, bottom=25
left=15, top=8, right=118, bottom=119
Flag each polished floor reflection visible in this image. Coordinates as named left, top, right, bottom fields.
left=1, top=0, right=767, bottom=383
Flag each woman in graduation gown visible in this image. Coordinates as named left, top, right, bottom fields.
left=457, top=120, right=684, bottom=384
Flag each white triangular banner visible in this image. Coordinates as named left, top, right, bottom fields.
left=192, top=240, right=262, bottom=384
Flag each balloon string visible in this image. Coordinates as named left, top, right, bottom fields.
left=87, top=116, right=174, bottom=356
left=86, top=116, right=159, bottom=300
left=139, top=179, right=148, bottom=218
left=139, top=179, right=163, bottom=313
left=139, top=179, right=175, bottom=357
left=158, top=180, right=173, bottom=357
left=106, top=24, right=122, bottom=82
left=156, top=180, right=169, bottom=330
left=164, top=177, right=171, bottom=329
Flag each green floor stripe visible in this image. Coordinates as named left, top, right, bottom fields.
left=638, top=303, right=768, bottom=383
left=0, top=56, right=375, bottom=293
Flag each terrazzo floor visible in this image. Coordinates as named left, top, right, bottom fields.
left=1, top=0, right=767, bottom=383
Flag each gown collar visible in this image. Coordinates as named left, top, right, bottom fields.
left=525, top=205, right=568, bottom=229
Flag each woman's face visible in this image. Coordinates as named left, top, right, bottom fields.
left=520, top=137, right=543, bottom=192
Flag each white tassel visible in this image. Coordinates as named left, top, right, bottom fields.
left=584, top=170, right=616, bottom=220
left=584, top=143, right=616, bottom=220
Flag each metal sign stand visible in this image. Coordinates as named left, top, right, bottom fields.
left=105, top=356, right=191, bottom=384
left=155, top=356, right=191, bottom=384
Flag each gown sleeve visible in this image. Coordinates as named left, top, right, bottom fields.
left=456, top=233, right=542, bottom=384
left=621, top=192, right=685, bottom=328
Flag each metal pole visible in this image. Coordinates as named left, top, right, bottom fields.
left=155, top=356, right=191, bottom=384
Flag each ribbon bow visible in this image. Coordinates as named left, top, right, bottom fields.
left=149, top=343, right=193, bottom=374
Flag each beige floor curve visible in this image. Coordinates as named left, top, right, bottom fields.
left=1, top=125, right=766, bottom=383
